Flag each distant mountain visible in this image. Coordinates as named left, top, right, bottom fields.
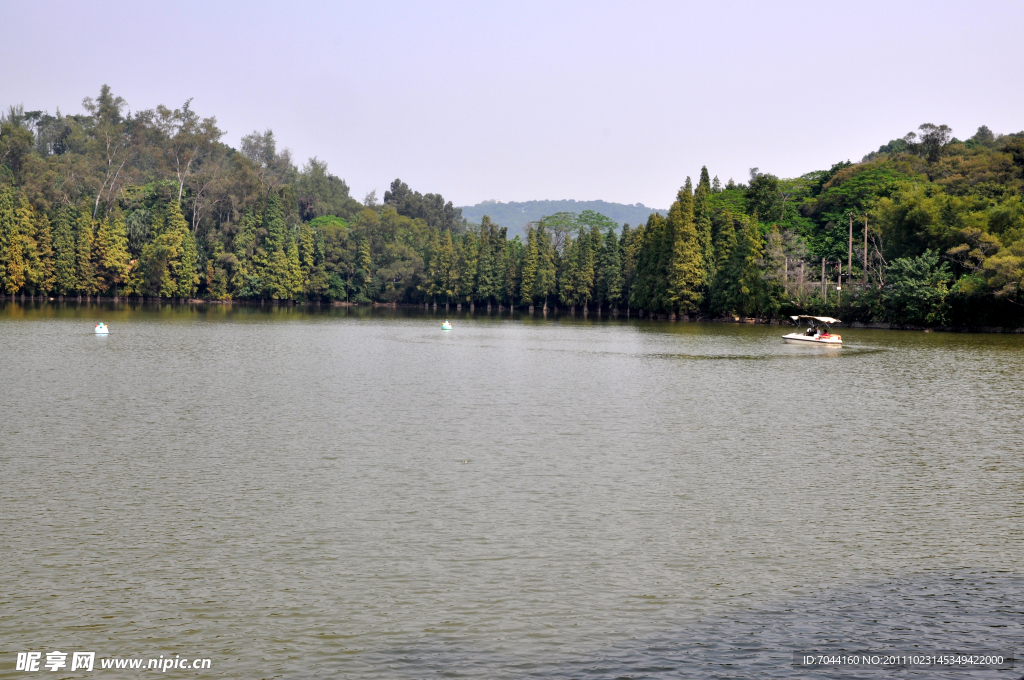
left=459, top=199, right=667, bottom=237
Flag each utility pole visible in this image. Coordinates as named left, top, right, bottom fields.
left=821, top=256, right=826, bottom=300
left=863, top=215, right=869, bottom=286
left=848, top=213, right=853, bottom=288
left=837, top=260, right=842, bottom=305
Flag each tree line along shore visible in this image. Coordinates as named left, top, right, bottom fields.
left=2, top=86, right=1024, bottom=327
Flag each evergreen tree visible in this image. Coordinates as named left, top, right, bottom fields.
left=285, top=235, right=302, bottom=299
left=33, top=212, right=55, bottom=294
left=694, top=167, right=714, bottom=277
left=719, top=215, right=767, bottom=317
left=667, top=181, right=705, bottom=313
left=630, top=212, right=669, bottom=313
left=709, top=212, right=738, bottom=314
left=231, top=210, right=261, bottom=298
left=0, top=187, right=25, bottom=293
left=311, top=227, right=329, bottom=299
left=297, top=222, right=316, bottom=288
left=16, top=195, right=41, bottom=293
left=165, top=200, right=198, bottom=298
left=438, top=229, right=456, bottom=304
left=580, top=224, right=598, bottom=308
left=475, top=216, right=499, bottom=303
left=95, top=212, right=131, bottom=295
left=457, top=230, right=478, bottom=303
left=261, top=193, right=293, bottom=299
left=520, top=225, right=538, bottom=306
left=75, top=208, right=96, bottom=294
left=53, top=206, right=78, bottom=295
left=533, top=224, right=557, bottom=309
left=619, top=223, right=642, bottom=308
left=421, top=228, right=441, bottom=303
left=597, top=227, right=623, bottom=308
left=558, top=234, right=582, bottom=307
left=503, top=235, right=520, bottom=306
left=354, top=235, right=374, bottom=302
left=177, top=226, right=200, bottom=298
left=137, top=203, right=184, bottom=297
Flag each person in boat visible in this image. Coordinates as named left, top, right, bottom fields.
left=805, top=327, right=815, bottom=336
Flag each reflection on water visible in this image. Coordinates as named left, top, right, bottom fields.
left=1, top=300, right=1022, bottom=678
left=374, top=572, right=1023, bottom=679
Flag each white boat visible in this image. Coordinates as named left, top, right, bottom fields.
left=94, top=322, right=109, bottom=335
left=782, top=315, right=842, bottom=346
left=441, top=320, right=452, bottom=331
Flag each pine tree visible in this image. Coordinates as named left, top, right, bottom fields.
left=475, top=216, right=498, bottom=303
left=438, top=229, right=456, bottom=304
left=630, top=212, right=669, bottom=313
left=597, top=227, right=623, bottom=308
left=619, top=223, right=642, bottom=307
left=667, top=181, right=705, bottom=313
left=33, top=212, right=55, bottom=294
left=297, top=222, right=316, bottom=291
left=558, top=234, right=582, bottom=307
left=177, top=227, right=200, bottom=298
left=457, top=231, right=478, bottom=303
left=579, top=225, right=598, bottom=308
left=519, top=225, right=538, bottom=306
left=231, top=210, right=261, bottom=298
left=261, top=193, right=293, bottom=299
left=75, top=208, right=96, bottom=295
left=53, top=205, right=78, bottom=295
left=534, top=224, right=556, bottom=309
left=503, top=235, right=520, bottom=306
left=694, top=167, right=714, bottom=277
left=719, top=215, right=766, bottom=317
left=0, top=187, right=25, bottom=294
left=16, top=195, right=41, bottom=293
left=95, top=212, right=131, bottom=295
left=421, top=228, right=441, bottom=303
left=709, top=212, right=738, bottom=315
left=263, top=193, right=288, bottom=252
left=163, top=200, right=197, bottom=298
left=285, top=235, right=302, bottom=299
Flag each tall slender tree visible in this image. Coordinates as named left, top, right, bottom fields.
left=75, top=208, right=96, bottom=294
left=0, top=187, right=25, bottom=293
left=95, top=211, right=131, bottom=295
left=597, top=227, right=623, bottom=308
left=33, top=212, right=55, bottom=294
left=667, top=181, right=705, bottom=313
left=520, top=225, right=538, bottom=306
left=631, top=212, right=669, bottom=313
left=694, top=167, right=714, bottom=276
left=53, top=206, right=78, bottom=295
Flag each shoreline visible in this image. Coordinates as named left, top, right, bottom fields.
left=2, top=293, right=1022, bottom=334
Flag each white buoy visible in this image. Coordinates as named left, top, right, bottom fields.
left=94, top=322, right=109, bottom=334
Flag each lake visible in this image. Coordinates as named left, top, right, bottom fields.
left=2, top=301, right=1022, bottom=678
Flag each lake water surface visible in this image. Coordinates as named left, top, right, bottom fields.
left=2, top=302, right=1022, bottom=678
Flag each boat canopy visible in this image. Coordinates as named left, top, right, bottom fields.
left=790, top=315, right=841, bottom=324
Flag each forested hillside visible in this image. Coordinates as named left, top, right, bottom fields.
left=460, top=199, right=666, bottom=238
left=2, top=87, right=1023, bottom=326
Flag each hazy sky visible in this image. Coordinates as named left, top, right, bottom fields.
left=3, top=0, right=1022, bottom=207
